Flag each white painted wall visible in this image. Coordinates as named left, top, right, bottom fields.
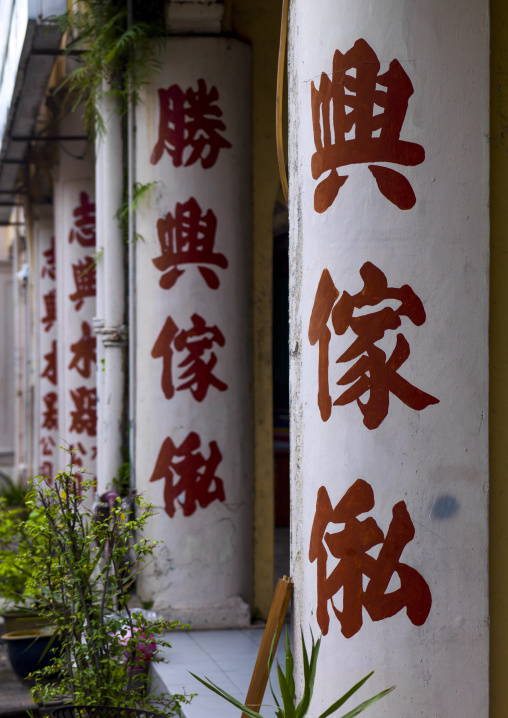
left=134, top=38, right=253, bottom=626
left=289, top=1, right=489, bottom=715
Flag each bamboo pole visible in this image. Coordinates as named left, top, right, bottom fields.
left=242, top=576, right=294, bottom=717
left=276, top=0, right=289, bottom=203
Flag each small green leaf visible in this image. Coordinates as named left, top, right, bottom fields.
left=334, top=687, right=395, bottom=718
left=295, top=628, right=313, bottom=716
left=316, top=672, right=376, bottom=718
left=284, top=626, right=295, bottom=700
left=277, top=663, right=296, bottom=718
left=188, top=672, right=264, bottom=718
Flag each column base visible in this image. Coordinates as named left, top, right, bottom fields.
left=155, top=596, right=252, bottom=629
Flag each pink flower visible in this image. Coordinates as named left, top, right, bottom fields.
left=117, top=628, right=157, bottom=664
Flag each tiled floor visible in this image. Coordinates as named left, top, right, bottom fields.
left=151, top=627, right=287, bottom=718
left=152, top=527, right=292, bottom=716
left=0, top=641, right=36, bottom=717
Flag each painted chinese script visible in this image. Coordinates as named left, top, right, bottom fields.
left=69, top=257, right=96, bottom=311
left=67, top=192, right=97, bottom=457
left=152, top=313, right=227, bottom=401
left=39, top=235, right=58, bottom=478
left=311, top=38, right=424, bottom=213
left=309, top=262, right=439, bottom=429
left=309, top=479, right=432, bottom=638
left=41, top=340, right=57, bottom=385
left=69, top=192, right=96, bottom=247
left=151, top=79, right=232, bottom=168
left=154, top=198, right=228, bottom=290
left=41, top=236, right=56, bottom=280
left=149, top=77, right=233, bottom=518
left=150, top=432, right=225, bottom=518
left=42, top=289, right=56, bottom=332
left=69, top=321, right=97, bottom=379
left=69, top=387, right=97, bottom=437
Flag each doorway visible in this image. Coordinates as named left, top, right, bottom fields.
left=272, top=195, right=290, bottom=587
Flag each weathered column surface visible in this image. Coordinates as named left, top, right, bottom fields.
left=54, top=149, right=97, bottom=483
left=134, top=38, right=253, bottom=626
left=94, top=89, right=126, bottom=493
left=289, top=1, right=489, bottom=715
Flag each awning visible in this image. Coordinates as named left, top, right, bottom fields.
left=0, top=0, right=67, bottom=224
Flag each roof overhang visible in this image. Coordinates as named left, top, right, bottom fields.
left=0, top=0, right=67, bottom=224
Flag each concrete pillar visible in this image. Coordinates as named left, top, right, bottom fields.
left=289, top=2, right=489, bottom=715
left=12, top=212, right=30, bottom=482
left=54, top=151, right=97, bottom=484
left=0, top=247, right=14, bottom=475
left=33, top=215, right=59, bottom=480
left=134, top=37, right=253, bottom=626
left=94, top=89, right=126, bottom=493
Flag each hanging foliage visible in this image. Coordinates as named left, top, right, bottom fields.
left=54, top=0, right=167, bottom=136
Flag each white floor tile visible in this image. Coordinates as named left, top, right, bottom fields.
left=151, top=628, right=286, bottom=718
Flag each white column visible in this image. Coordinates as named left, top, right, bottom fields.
left=94, top=88, right=126, bottom=493
left=134, top=37, right=253, bottom=626
left=289, top=1, right=489, bottom=715
left=33, top=215, right=59, bottom=480
left=54, top=151, right=97, bottom=486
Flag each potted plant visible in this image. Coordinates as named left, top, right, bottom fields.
left=18, top=449, right=191, bottom=714
left=2, top=626, right=62, bottom=682
left=0, top=479, right=49, bottom=633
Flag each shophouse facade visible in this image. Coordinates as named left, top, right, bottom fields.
left=0, top=1, right=507, bottom=716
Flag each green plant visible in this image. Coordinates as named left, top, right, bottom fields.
left=116, top=180, right=160, bottom=243
left=112, top=460, right=131, bottom=497
left=54, top=0, right=167, bottom=137
left=0, top=472, right=28, bottom=507
left=0, top=474, right=26, bottom=507
left=0, top=498, right=44, bottom=608
left=22, top=449, right=191, bottom=714
left=191, top=627, right=394, bottom=718
left=92, top=245, right=105, bottom=266
left=0, top=502, right=29, bottom=605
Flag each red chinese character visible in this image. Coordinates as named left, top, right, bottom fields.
left=69, top=192, right=96, bottom=247
left=152, top=313, right=227, bottom=402
left=309, top=480, right=432, bottom=638
left=39, top=461, right=53, bottom=483
left=41, top=340, right=58, bottom=386
left=69, top=257, right=96, bottom=311
left=41, top=391, right=58, bottom=430
left=69, top=321, right=97, bottom=378
left=151, top=316, right=178, bottom=399
left=69, top=386, right=97, bottom=436
left=90, top=446, right=97, bottom=461
left=41, top=289, right=57, bottom=332
left=311, top=39, right=424, bottom=213
left=150, top=432, right=225, bottom=518
left=309, top=262, right=439, bottom=429
left=154, top=198, right=228, bottom=290
left=150, top=79, right=232, bottom=168
left=41, top=237, right=56, bottom=280
left=40, top=435, right=56, bottom=456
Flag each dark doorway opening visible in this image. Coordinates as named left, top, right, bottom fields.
left=273, top=196, right=290, bottom=587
